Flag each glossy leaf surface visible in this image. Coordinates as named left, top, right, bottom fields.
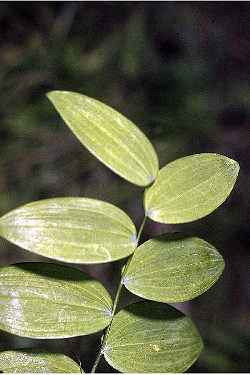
left=0, top=197, right=137, bottom=263
left=104, top=301, right=203, bottom=373
left=47, top=91, right=159, bottom=186
left=144, top=153, right=239, bottom=223
left=0, top=350, right=82, bottom=373
left=0, top=263, right=112, bottom=338
left=124, top=234, right=225, bottom=303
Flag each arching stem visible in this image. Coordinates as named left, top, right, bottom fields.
left=90, top=215, right=147, bottom=373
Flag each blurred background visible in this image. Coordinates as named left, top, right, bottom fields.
left=0, top=2, right=249, bottom=372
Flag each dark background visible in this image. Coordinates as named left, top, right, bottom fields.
left=0, top=2, right=249, bottom=372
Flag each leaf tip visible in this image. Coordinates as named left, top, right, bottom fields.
left=218, top=253, right=226, bottom=277
left=223, top=156, right=240, bottom=178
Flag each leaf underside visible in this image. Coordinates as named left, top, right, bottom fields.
left=124, top=234, right=225, bottom=303
left=145, top=153, right=240, bottom=224
left=0, top=263, right=112, bottom=338
left=0, top=350, right=82, bottom=373
left=104, top=301, right=203, bottom=373
left=47, top=91, right=159, bottom=187
left=0, top=197, right=137, bottom=264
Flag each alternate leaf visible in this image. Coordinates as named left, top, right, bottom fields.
left=0, top=197, right=137, bottom=263
left=144, top=153, right=239, bottom=224
left=47, top=91, right=159, bottom=187
left=0, top=263, right=112, bottom=338
left=104, top=301, right=203, bottom=373
left=0, top=350, right=82, bottom=373
left=124, top=234, right=225, bottom=303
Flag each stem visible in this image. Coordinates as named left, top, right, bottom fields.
left=137, top=215, right=147, bottom=242
left=90, top=341, right=103, bottom=374
left=90, top=215, right=147, bottom=373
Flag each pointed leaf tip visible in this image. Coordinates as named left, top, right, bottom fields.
left=47, top=90, right=159, bottom=186
left=124, top=234, right=225, bottom=303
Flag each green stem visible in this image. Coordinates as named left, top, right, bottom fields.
left=90, top=215, right=147, bottom=373
left=137, top=215, right=147, bottom=242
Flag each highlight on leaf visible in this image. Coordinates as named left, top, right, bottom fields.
left=0, top=197, right=137, bottom=264
left=0, top=263, right=112, bottom=338
left=124, top=234, right=225, bottom=303
left=144, top=153, right=240, bottom=224
left=104, top=301, right=203, bottom=373
left=0, top=350, right=82, bottom=373
left=47, top=91, right=159, bottom=187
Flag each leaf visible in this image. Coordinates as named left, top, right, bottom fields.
left=0, top=263, right=112, bottom=338
left=124, top=234, right=225, bottom=303
left=47, top=91, right=159, bottom=187
left=0, top=350, right=82, bottom=373
left=0, top=197, right=137, bottom=264
left=104, top=301, right=203, bottom=373
left=144, top=153, right=240, bottom=224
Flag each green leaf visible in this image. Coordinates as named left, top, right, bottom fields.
left=0, top=350, right=82, bottom=373
left=124, top=234, right=225, bottom=303
left=47, top=91, right=159, bottom=187
left=104, top=301, right=203, bottom=373
left=144, top=153, right=239, bottom=223
left=0, top=263, right=112, bottom=338
left=0, top=197, right=137, bottom=264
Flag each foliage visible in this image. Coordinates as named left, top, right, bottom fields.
left=0, top=91, right=239, bottom=373
left=0, top=350, right=82, bottom=373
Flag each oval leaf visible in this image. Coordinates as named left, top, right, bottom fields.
left=0, top=350, right=82, bottom=373
left=0, top=197, right=137, bottom=264
left=47, top=91, right=159, bottom=187
left=104, top=301, right=203, bottom=373
left=0, top=263, right=112, bottom=338
left=124, top=234, right=225, bottom=303
left=144, top=153, right=239, bottom=223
